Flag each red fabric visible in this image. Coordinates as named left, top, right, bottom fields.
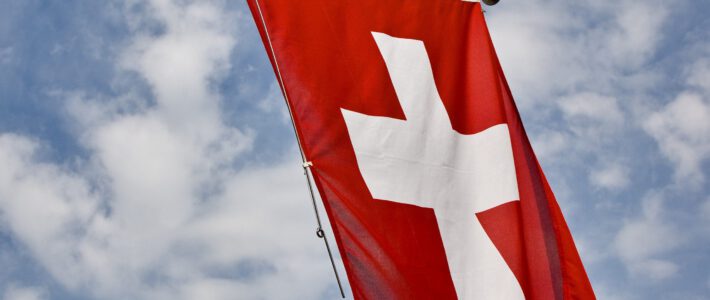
left=247, top=0, right=595, bottom=299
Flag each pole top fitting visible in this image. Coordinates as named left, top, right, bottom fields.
left=482, top=0, right=500, bottom=5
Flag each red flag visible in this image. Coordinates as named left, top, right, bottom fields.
left=247, top=0, right=595, bottom=299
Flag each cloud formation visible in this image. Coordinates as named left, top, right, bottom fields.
left=489, top=0, right=709, bottom=297
left=2, top=284, right=47, bottom=300
left=613, top=194, right=685, bottom=280
left=0, top=1, right=340, bottom=299
left=644, top=92, right=710, bottom=186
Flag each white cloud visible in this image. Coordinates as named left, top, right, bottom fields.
left=0, top=133, right=335, bottom=298
left=487, top=0, right=669, bottom=198
left=687, top=56, right=710, bottom=93
left=629, top=259, right=679, bottom=281
left=555, top=93, right=632, bottom=192
left=2, top=284, right=47, bottom=300
left=256, top=82, right=290, bottom=124
left=488, top=3, right=700, bottom=292
left=0, top=135, right=100, bottom=289
left=590, top=283, right=632, bottom=300
left=643, top=92, right=710, bottom=186
left=590, top=163, right=630, bottom=190
left=530, top=130, right=569, bottom=163
left=614, top=194, right=686, bottom=281
left=558, top=92, right=624, bottom=141
left=574, top=236, right=608, bottom=266
left=487, top=2, right=583, bottom=106
left=0, top=1, right=340, bottom=299
left=488, top=0, right=668, bottom=108
left=606, top=1, right=668, bottom=70
left=559, top=93, right=623, bottom=126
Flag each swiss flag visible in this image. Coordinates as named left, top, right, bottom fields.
left=247, top=0, right=595, bottom=299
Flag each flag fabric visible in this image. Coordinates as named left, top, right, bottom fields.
left=247, top=0, right=595, bottom=299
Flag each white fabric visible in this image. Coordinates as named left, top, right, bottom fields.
left=341, top=32, right=524, bottom=299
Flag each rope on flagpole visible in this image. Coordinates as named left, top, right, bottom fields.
left=252, top=0, right=346, bottom=298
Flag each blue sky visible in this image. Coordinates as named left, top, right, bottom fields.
left=0, top=0, right=708, bottom=299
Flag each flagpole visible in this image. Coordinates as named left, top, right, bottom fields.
left=252, top=0, right=347, bottom=298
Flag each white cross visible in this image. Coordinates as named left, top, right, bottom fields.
left=341, top=32, right=525, bottom=299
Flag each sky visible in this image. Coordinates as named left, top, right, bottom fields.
left=0, top=0, right=708, bottom=299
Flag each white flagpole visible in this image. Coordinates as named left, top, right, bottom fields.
left=252, top=0, right=347, bottom=298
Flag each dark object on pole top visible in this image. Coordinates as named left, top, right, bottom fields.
left=482, top=0, right=500, bottom=5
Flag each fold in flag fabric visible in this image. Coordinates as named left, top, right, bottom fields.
left=247, top=0, right=595, bottom=299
